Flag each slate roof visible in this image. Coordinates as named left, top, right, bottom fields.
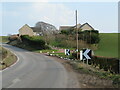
left=31, top=27, right=41, bottom=32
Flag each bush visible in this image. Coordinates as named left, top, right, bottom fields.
left=20, top=35, right=48, bottom=50
left=72, top=52, right=80, bottom=59
left=69, top=54, right=76, bottom=59
left=112, top=76, right=120, bottom=86
left=78, top=30, right=100, bottom=44
left=90, top=56, right=119, bottom=74
left=60, top=28, right=75, bottom=35
left=71, top=52, right=119, bottom=74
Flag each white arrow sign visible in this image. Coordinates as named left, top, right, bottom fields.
left=83, top=49, right=91, bottom=59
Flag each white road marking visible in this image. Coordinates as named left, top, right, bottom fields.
left=7, top=78, right=21, bottom=88
left=12, top=78, right=21, bottom=83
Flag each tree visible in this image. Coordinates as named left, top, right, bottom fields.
left=78, top=30, right=100, bottom=44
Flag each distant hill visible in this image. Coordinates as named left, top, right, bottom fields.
left=95, top=33, right=119, bottom=58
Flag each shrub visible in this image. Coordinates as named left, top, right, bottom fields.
left=72, top=52, right=80, bottom=59
left=71, top=52, right=119, bottom=74
left=90, top=56, right=119, bottom=74
left=78, top=30, right=100, bottom=44
left=20, top=35, right=48, bottom=50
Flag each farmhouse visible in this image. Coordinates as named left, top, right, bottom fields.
left=19, top=22, right=58, bottom=36
left=19, top=24, right=37, bottom=36
left=59, top=23, right=94, bottom=31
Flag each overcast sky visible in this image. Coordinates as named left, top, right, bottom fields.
left=0, top=1, right=118, bottom=36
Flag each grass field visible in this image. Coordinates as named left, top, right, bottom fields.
left=0, top=36, right=9, bottom=43
left=95, top=33, right=118, bottom=58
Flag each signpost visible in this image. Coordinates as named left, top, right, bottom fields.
left=65, top=49, right=70, bottom=56
left=82, top=49, right=92, bottom=60
left=80, top=49, right=92, bottom=64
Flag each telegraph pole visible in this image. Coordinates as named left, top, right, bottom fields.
left=90, top=30, right=91, bottom=45
left=76, top=10, right=79, bottom=59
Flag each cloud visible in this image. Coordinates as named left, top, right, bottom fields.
left=3, top=2, right=76, bottom=28
left=28, top=2, right=75, bottom=28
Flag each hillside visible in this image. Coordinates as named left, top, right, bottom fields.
left=95, top=33, right=118, bottom=58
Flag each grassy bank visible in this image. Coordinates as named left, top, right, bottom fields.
left=95, top=33, right=118, bottom=58
left=68, top=60, right=120, bottom=88
left=0, top=46, right=17, bottom=70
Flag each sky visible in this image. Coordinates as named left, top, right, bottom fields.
left=0, top=1, right=118, bottom=36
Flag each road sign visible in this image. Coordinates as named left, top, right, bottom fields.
left=65, top=49, right=70, bottom=56
left=80, top=50, right=83, bottom=60
left=80, top=49, right=92, bottom=60
left=83, top=49, right=92, bottom=60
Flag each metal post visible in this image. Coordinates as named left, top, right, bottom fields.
left=87, top=59, right=88, bottom=65
left=83, top=59, right=84, bottom=64
left=118, top=59, right=120, bottom=74
left=76, top=10, right=79, bottom=59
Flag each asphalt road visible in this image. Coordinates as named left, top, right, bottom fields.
left=1, top=44, right=71, bottom=88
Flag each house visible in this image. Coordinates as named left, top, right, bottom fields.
left=79, top=23, right=94, bottom=31
left=19, top=22, right=58, bottom=36
left=19, top=24, right=43, bottom=36
left=59, top=23, right=94, bottom=31
left=19, top=24, right=35, bottom=36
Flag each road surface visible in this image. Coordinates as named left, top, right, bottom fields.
left=1, top=44, right=79, bottom=88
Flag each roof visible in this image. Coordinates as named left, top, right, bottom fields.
left=79, top=23, right=94, bottom=30
left=59, top=26, right=73, bottom=30
left=31, top=27, right=41, bottom=32
left=59, top=23, right=94, bottom=31
left=73, top=23, right=81, bottom=28
left=19, top=24, right=32, bottom=31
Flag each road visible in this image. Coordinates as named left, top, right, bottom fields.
left=1, top=44, right=78, bottom=88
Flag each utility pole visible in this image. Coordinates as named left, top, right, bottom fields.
left=89, top=30, right=92, bottom=49
left=76, top=10, right=79, bottom=59
left=90, top=30, right=91, bottom=45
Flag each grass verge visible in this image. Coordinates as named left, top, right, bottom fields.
left=0, top=47, right=17, bottom=70
left=68, top=60, right=120, bottom=88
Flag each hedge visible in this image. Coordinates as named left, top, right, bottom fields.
left=72, top=52, right=119, bottom=74
left=90, top=56, right=119, bottom=74
left=20, top=35, right=48, bottom=50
